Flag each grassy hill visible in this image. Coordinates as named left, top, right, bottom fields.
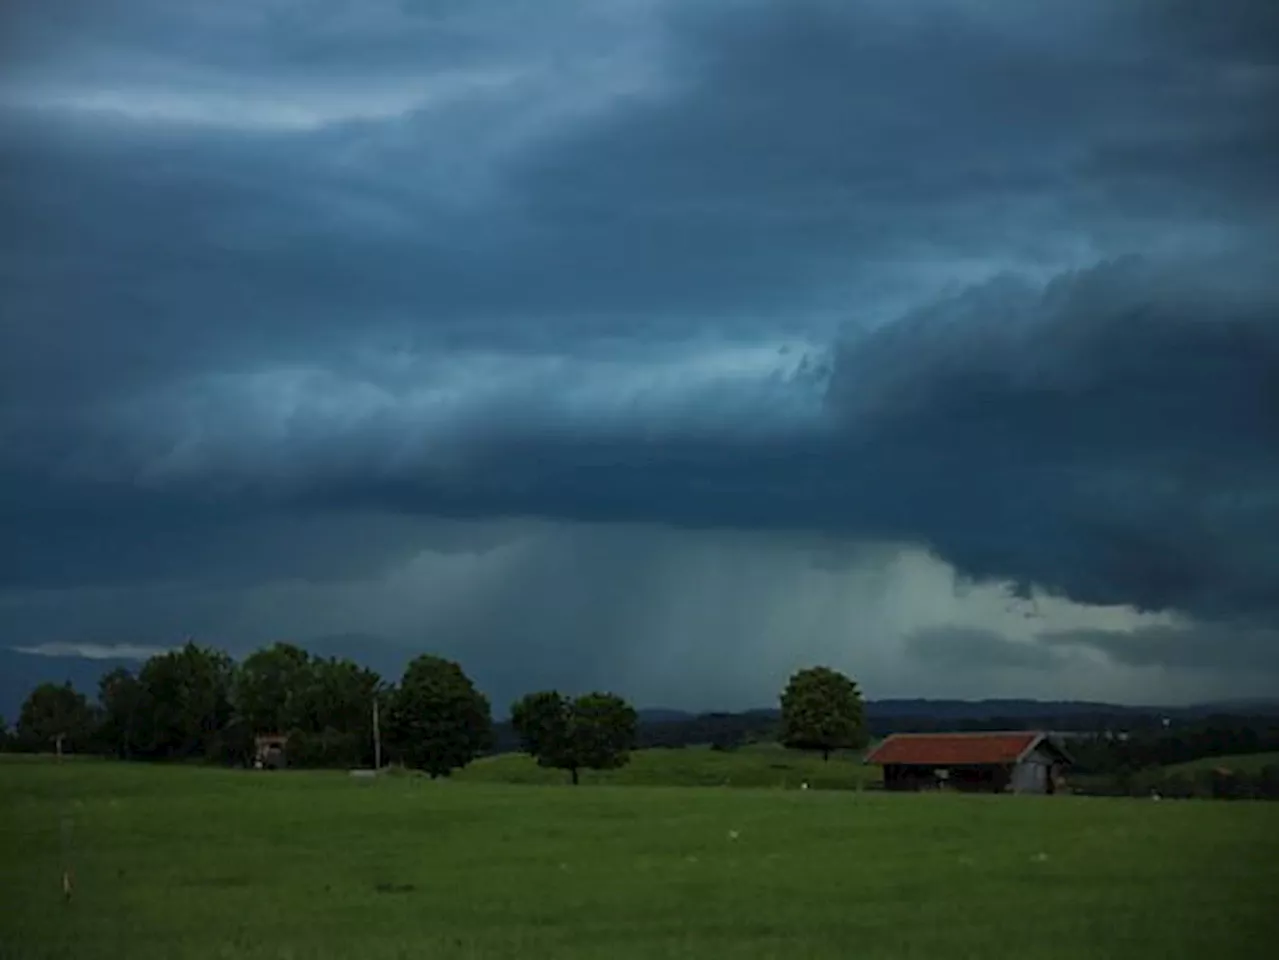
left=458, top=743, right=881, bottom=790
left=1160, top=752, right=1278, bottom=777
left=1066, top=751, right=1278, bottom=799
left=1, top=756, right=1276, bottom=959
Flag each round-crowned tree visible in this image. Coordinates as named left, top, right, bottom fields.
left=510, top=690, right=638, bottom=785
left=16, top=682, right=96, bottom=754
left=389, top=655, right=492, bottom=777
left=779, top=666, right=867, bottom=761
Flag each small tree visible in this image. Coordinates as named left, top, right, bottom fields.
left=17, top=682, right=95, bottom=754
left=510, top=690, right=638, bottom=785
left=388, top=655, right=492, bottom=778
left=779, top=666, right=866, bottom=761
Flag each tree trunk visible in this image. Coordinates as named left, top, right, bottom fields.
left=822, top=748, right=830, bottom=762
left=570, top=767, right=579, bottom=786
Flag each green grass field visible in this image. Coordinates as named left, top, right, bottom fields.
left=457, top=743, right=879, bottom=790
left=1, top=757, right=1275, bottom=960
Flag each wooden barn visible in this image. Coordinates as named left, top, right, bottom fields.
left=865, top=731, right=1071, bottom=794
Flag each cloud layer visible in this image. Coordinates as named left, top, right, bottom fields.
left=0, top=0, right=1274, bottom=704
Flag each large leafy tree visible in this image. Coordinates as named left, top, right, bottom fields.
left=136, top=641, right=236, bottom=760
left=98, top=668, right=146, bottom=759
left=388, top=655, right=491, bottom=777
left=16, top=682, right=96, bottom=753
left=779, top=666, right=867, bottom=761
left=233, top=643, right=315, bottom=735
left=509, top=691, right=571, bottom=770
left=302, top=657, right=383, bottom=736
left=290, top=656, right=385, bottom=768
left=510, top=690, right=638, bottom=785
left=232, top=644, right=385, bottom=767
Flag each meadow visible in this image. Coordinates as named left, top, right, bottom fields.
left=456, top=742, right=878, bottom=790
left=0, top=757, right=1275, bottom=960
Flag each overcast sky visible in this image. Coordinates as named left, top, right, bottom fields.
left=0, top=0, right=1274, bottom=710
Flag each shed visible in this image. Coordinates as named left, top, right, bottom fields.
left=865, top=731, right=1071, bottom=794
left=253, top=734, right=288, bottom=770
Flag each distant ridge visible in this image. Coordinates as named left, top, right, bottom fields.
left=2, top=644, right=1274, bottom=729
left=639, top=698, right=1279, bottom=725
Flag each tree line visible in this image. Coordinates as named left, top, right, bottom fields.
left=1072, top=762, right=1278, bottom=801
left=1065, top=720, right=1278, bottom=776
left=0, top=643, right=869, bottom=782
left=4, top=643, right=1268, bottom=797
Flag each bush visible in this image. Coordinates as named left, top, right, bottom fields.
left=1076, top=764, right=1279, bottom=801
left=1208, top=770, right=1239, bottom=800
left=1152, top=774, right=1196, bottom=800
left=1250, top=767, right=1279, bottom=800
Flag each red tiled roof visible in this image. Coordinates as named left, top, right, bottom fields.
left=865, top=732, right=1042, bottom=766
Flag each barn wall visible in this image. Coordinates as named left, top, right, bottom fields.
left=1010, top=746, right=1058, bottom=793
left=948, top=765, right=1010, bottom=793
left=883, top=764, right=939, bottom=792
left=881, top=764, right=1012, bottom=792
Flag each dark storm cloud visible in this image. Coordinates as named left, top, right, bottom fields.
left=261, top=254, right=1271, bottom=627
left=5, top=253, right=1273, bottom=635
left=2, top=0, right=1272, bottom=399
left=0, top=0, right=1274, bottom=643
left=510, top=0, right=1275, bottom=276
left=823, top=253, right=1277, bottom=623
left=1038, top=623, right=1278, bottom=673
left=0, top=483, right=512, bottom=590
left=903, top=626, right=1061, bottom=672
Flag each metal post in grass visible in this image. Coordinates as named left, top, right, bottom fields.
left=373, top=696, right=382, bottom=772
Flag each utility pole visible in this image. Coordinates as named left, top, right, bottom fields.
left=372, top=696, right=382, bottom=772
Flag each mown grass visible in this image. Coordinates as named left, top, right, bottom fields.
left=457, top=743, right=880, bottom=790
left=0, top=757, right=1275, bottom=960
